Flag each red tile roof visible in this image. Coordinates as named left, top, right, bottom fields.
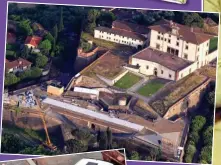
left=7, top=32, right=16, bottom=44
left=149, top=19, right=215, bottom=45
left=112, top=20, right=149, bottom=34
left=5, top=58, right=32, bottom=71
left=25, top=36, right=42, bottom=47
left=133, top=47, right=192, bottom=71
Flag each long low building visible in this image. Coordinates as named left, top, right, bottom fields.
left=42, top=97, right=144, bottom=132
left=94, top=26, right=147, bottom=48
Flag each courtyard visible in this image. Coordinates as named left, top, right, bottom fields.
left=137, top=78, right=168, bottom=97
left=114, top=72, right=142, bottom=89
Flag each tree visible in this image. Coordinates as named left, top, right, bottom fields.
left=184, top=144, right=196, bottom=163
left=44, top=32, right=54, bottom=44
left=203, top=126, right=213, bottom=146
left=87, top=9, right=100, bottom=23
left=4, top=73, right=20, bottom=86
left=149, top=148, right=162, bottom=161
left=1, top=133, right=24, bottom=153
left=65, top=139, right=87, bottom=153
left=206, top=91, right=215, bottom=107
left=85, top=22, right=96, bottom=34
left=98, top=11, right=116, bottom=27
left=30, top=67, right=42, bottom=78
left=199, top=146, right=212, bottom=164
left=20, top=145, right=57, bottom=155
left=189, top=131, right=200, bottom=144
left=130, top=151, right=140, bottom=160
left=20, top=45, right=30, bottom=59
left=39, top=39, right=52, bottom=54
left=183, top=13, right=204, bottom=28
left=18, top=20, right=33, bottom=36
left=35, top=54, right=48, bottom=68
left=106, top=127, right=112, bottom=149
left=191, top=115, right=206, bottom=132
left=52, top=24, right=58, bottom=43
left=99, top=131, right=108, bottom=150
left=58, top=6, right=64, bottom=32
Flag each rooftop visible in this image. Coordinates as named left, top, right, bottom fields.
left=132, top=47, right=192, bottom=71
left=24, top=35, right=42, bottom=47
left=80, top=51, right=128, bottom=79
left=149, top=19, right=215, bottom=45
left=112, top=20, right=149, bottom=34
left=42, top=97, right=144, bottom=132
left=118, top=113, right=184, bottom=134
left=149, top=73, right=208, bottom=116
left=204, top=17, right=218, bottom=27
left=5, top=58, right=32, bottom=71
left=95, top=26, right=147, bottom=41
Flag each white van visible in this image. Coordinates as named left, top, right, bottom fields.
left=75, top=159, right=114, bottom=165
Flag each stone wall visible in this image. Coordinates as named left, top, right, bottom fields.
left=164, top=79, right=211, bottom=119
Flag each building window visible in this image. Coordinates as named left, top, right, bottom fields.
left=184, top=54, right=188, bottom=59
left=158, top=31, right=160, bottom=34
left=161, top=70, right=164, bottom=74
left=169, top=74, right=172, bottom=78
left=169, top=34, right=171, bottom=37
left=168, top=39, right=171, bottom=43
left=207, top=42, right=209, bottom=46
left=181, top=73, right=183, bottom=78
left=206, top=51, right=208, bottom=55
left=189, top=68, right=191, bottom=73
left=177, top=37, right=180, bottom=40
left=157, top=36, right=160, bottom=40
left=176, top=42, right=179, bottom=46
left=196, top=56, right=199, bottom=61
left=198, top=47, right=200, bottom=52
left=146, top=65, right=149, bottom=69
left=156, top=44, right=160, bottom=49
left=161, top=37, right=163, bottom=40
left=185, top=45, right=188, bottom=50
left=164, top=38, right=167, bottom=41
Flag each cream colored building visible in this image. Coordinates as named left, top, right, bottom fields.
left=47, top=84, right=64, bottom=96
left=94, top=26, right=147, bottom=48
left=128, top=20, right=217, bottom=81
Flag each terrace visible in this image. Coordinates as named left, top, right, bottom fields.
left=80, top=51, right=128, bottom=81
left=149, top=73, right=207, bottom=116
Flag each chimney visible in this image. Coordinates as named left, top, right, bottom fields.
left=19, top=60, right=22, bottom=65
left=191, top=27, right=194, bottom=32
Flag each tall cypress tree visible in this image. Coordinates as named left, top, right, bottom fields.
left=52, top=24, right=58, bottom=43
left=58, top=6, right=64, bottom=32
left=106, top=127, right=112, bottom=149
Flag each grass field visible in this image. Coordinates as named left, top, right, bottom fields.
left=137, top=81, right=164, bottom=97
left=114, top=72, right=142, bottom=89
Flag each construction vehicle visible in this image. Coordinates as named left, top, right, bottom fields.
left=36, top=98, right=57, bottom=151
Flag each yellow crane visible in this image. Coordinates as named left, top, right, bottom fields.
left=35, top=98, right=57, bottom=151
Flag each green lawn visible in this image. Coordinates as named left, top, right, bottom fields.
left=209, top=37, right=218, bottom=53
left=138, top=81, right=164, bottom=97
left=114, top=72, right=142, bottom=89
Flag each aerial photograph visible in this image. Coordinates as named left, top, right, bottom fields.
left=1, top=2, right=219, bottom=164
left=0, top=149, right=126, bottom=165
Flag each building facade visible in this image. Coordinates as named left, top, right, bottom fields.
left=129, top=20, right=217, bottom=81
left=94, top=26, right=147, bottom=48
